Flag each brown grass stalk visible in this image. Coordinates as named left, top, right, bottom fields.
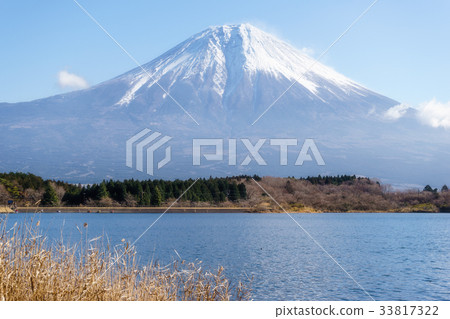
left=0, top=218, right=250, bottom=301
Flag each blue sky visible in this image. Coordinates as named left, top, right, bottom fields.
left=1, top=0, right=449, bottom=106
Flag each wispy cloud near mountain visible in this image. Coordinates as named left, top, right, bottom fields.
left=417, top=99, right=450, bottom=129
left=385, top=99, right=450, bottom=129
left=58, top=70, right=89, bottom=90
left=384, top=103, right=410, bottom=120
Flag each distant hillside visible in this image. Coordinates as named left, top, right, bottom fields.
left=246, top=176, right=450, bottom=213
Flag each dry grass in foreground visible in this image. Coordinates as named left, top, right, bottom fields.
left=0, top=218, right=250, bottom=301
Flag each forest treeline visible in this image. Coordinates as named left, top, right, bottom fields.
left=1, top=172, right=449, bottom=212
left=0, top=172, right=248, bottom=207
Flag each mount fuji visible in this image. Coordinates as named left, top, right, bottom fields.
left=0, top=24, right=449, bottom=186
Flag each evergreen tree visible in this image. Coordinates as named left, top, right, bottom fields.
left=189, top=192, right=201, bottom=202
left=199, top=183, right=213, bottom=201
left=423, top=185, right=434, bottom=192
left=210, top=182, right=222, bottom=202
left=164, top=183, right=174, bottom=199
left=228, top=182, right=240, bottom=201
left=134, top=183, right=144, bottom=201
left=238, top=183, right=247, bottom=199
left=97, top=182, right=109, bottom=200
left=151, top=186, right=162, bottom=206
left=41, top=183, right=59, bottom=206
left=218, top=192, right=226, bottom=202
left=252, top=174, right=261, bottom=181
left=62, top=187, right=84, bottom=205
left=139, top=192, right=151, bottom=206
left=139, top=184, right=151, bottom=206
left=442, top=185, right=449, bottom=192
left=116, top=183, right=127, bottom=202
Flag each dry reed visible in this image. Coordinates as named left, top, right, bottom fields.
left=0, top=217, right=250, bottom=301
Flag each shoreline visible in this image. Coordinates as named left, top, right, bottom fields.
left=8, top=206, right=449, bottom=214
left=13, top=206, right=253, bottom=214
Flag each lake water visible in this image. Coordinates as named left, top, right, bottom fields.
left=1, top=212, right=449, bottom=301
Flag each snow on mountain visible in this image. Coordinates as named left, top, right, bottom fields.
left=0, top=23, right=448, bottom=185
left=114, top=24, right=371, bottom=110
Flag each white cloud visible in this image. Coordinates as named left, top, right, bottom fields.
left=58, top=70, right=89, bottom=90
left=384, top=99, right=450, bottom=129
left=384, top=103, right=410, bottom=120
left=417, top=98, right=450, bottom=129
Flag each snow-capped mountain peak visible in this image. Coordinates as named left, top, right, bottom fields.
left=116, top=24, right=364, bottom=107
